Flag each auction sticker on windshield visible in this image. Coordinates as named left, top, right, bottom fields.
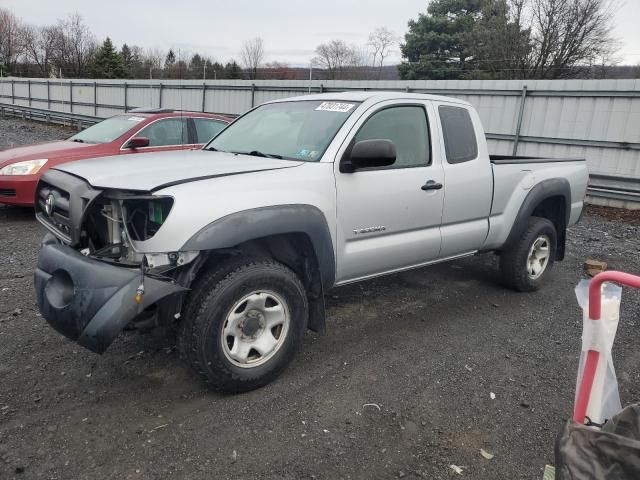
left=315, top=102, right=355, bottom=113
left=127, top=117, right=146, bottom=122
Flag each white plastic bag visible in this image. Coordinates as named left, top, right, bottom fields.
left=574, top=279, right=622, bottom=425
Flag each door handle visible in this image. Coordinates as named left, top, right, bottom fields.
left=421, top=180, right=443, bottom=191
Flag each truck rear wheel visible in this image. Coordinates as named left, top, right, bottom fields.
left=180, top=257, right=308, bottom=393
left=499, top=216, right=557, bottom=292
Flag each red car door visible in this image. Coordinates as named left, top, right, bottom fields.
left=120, top=117, right=195, bottom=155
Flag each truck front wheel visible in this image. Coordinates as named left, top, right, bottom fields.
left=499, top=216, right=557, bottom=292
left=180, top=257, right=308, bottom=393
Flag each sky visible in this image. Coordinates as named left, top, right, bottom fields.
left=4, top=0, right=640, bottom=67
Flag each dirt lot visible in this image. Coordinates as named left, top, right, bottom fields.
left=1, top=118, right=640, bottom=480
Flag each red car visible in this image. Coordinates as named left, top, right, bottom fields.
left=0, top=109, right=231, bottom=207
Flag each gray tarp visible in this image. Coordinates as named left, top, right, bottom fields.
left=555, top=404, right=640, bottom=479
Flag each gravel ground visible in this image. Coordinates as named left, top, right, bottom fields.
left=1, top=119, right=640, bottom=480
left=0, top=117, right=74, bottom=149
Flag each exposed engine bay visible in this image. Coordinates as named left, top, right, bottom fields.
left=79, top=193, right=199, bottom=272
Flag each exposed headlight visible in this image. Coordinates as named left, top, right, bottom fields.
left=0, top=159, right=48, bottom=176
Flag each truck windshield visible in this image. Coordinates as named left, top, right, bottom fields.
left=206, top=100, right=360, bottom=161
left=68, top=115, right=148, bottom=144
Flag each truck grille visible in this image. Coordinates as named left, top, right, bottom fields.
left=37, top=183, right=72, bottom=241
left=0, top=188, right=16, bottom=197
left=35, top=169, right=102, bottom=246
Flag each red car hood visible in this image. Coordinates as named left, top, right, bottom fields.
left=0, top=141, right=110, bottom=169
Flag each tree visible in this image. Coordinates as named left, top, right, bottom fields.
left=368, top=27, right=398, bottom=79
left=313, top=39, right=355, bottom=79
left=51, top=13, right=96, bottom=77
left=0, top=8, right=22, bottom=75
left=225, top=60, right=243, bottom=79
left=471, top=0, right=532, bottom=79
left=20, top=24, right=59, bottom=77
left=120, top=43, right=142, bottom=77
left=240, top=37, right=264, bottom=79
left=399, top=0, right=490, bottom=80
left=165, top=49, right=176, bottom=69
left=89, top=37, right=125, bottom=78
left=189, top=53, right=211, bottom=79
left=521, top=0, right=618, bottom=79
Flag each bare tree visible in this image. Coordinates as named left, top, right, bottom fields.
left=367, top=27, right=398, bottom=78
left=520, top=0, right=619, bottom=78
left=51, top=13, right=96, bottom=77
left=313, top=40, right=355, bottom=79
left=0, top=8, right=22, bottom=74
left=20, top=24, right=58, bottom=76
left=240, top=37, right=264, bottom=79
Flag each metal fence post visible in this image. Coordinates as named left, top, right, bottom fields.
left=46, top=80, right=50, bottom=110
left=319, top=84, right=324, bottom=93
left=27, top=80, right=32, bottom=106
left=10, top=79, right=14, bottom=104
left=159, top=83, right=163, bottom=108
left=93, top=81, right=98, bottom=116
left=512, top=85, right=528, bottom=156
left=124, top=82, right=128, bottom=111
left=202, top=82, right=206, bottom=112
left=250, top=83, right=256, bottom=108
left=69, top=81, right=73, bottom=113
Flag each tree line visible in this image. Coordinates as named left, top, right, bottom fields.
left=0, top=9, right=246, bottom=80
left=0, top=0, right=631, bottom=81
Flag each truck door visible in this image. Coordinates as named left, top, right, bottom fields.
left=436, top=104, right=493, bottom=257
left=334, top=101, right=444, bottom=284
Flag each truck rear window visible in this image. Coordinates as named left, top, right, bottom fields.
left=438, top=106, right=478, bottom=164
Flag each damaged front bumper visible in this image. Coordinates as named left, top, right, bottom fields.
left=34, top=234, right=187, bottom=353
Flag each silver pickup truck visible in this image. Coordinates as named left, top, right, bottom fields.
left=34, top=92, right=588, bottom=392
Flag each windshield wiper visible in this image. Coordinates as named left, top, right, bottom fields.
left=244, top=150, right=283, bottom=159
left=71, top=138, right=85, bottom=143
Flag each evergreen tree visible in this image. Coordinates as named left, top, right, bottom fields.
left=89, top=38, right=126, bottom=79
left=399, top=0, right=490, bottom=80
left=120, top=43, right=135, bottom=76
left=211, top=61, right=225, bottom=79
left=189, top=53, right=204, bottom=79
left=165, top=49, right=176, bottom=69
left=225, top=61, right=242, bottom=79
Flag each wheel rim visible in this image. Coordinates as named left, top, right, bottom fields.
left=221, top=290, right=290, bottom=368
left=527, top=235, right=551, bottom=280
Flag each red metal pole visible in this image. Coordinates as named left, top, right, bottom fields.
left=573, top=271, right=640, bottom=423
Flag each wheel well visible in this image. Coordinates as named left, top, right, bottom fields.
left=531, top=195, right=567, bottom=260
left=206, top=233, right=326, bottom=332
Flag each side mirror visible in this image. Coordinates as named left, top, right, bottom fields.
left=124, top=137, right=150, bottom=149
left=341, top=139, right=396, bottom=173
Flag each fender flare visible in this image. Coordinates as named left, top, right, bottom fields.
left=181, top=204, right=336, bottom=290
left=502, top=178, right=571, bottom=252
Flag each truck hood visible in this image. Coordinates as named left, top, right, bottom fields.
left=54, top=150, right=304, bottom=191
left=0, top=140, right=108, bottom=168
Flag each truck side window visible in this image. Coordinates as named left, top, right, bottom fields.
left=438, top=106, right=478, bottom=164
left=354, top=106, right=430, bottom=168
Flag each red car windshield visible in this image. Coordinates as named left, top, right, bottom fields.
left=68, top=115, right=148, bottom=144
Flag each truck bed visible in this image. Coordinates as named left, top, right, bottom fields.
left=490, top=155, right=586, bottom=165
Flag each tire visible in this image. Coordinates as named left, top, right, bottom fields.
left=499, top=216, right=557, bottom=292
left=179, top=257, right=308, bottom=393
